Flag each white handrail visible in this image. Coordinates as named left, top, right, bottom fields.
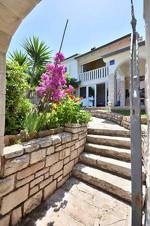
left=79, top=66, right=108, bottom=82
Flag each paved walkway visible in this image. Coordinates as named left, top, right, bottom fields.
left=19, top=118, right=131, bottom=226
left=19, top=178, right=131, bottom=226
left=88, top=117, right=129, bottom=131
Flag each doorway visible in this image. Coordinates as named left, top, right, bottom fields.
left=96, top=83, right=105, bottom=106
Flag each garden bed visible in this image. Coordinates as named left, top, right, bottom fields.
left=4, top=127, right=64, bottom=147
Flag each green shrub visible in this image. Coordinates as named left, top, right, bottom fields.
left=76, top=110, right=91, bottom=124
left=5, top=61, right=33, bottom=135
left=23, top=97, right=91, bottom=134
left=23, top=111, right=46, bottom=134
left=56, top=96, right=91, bottom=125
left=23, top=111, right=60, bottom=134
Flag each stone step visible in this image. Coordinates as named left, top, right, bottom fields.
left=88, top=127, right=130, bottom=137
left=80, top=152, right=131, bottom=179
left=87, top=134, right=131, bottom=149
left=85, top=143, right=131, bottom=162
left=73, top=163, right=131, bottom=203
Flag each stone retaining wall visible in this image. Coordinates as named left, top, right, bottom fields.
left=88, top=110, right=147, bottom=130
left=0, top=124, right=87, bottom=226
left=88, top=110, right=129, bottom=128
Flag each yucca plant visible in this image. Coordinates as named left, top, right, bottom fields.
left=9, top=50, right=29, bottom=66
left=22, top=36, right=51, bottom=86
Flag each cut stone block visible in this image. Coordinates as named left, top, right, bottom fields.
left=0, top=175, right=15, bottom=197
left=46, top=153, right=59, bottom=167
left=63, top=160, right=74, bottom=176
left=59, top=148, right=70, bottom=160
left=3, top=144, right=24, bottom=159
left=17, top=161, right=45, bottom=180
left=30, top=185, right=39, bottom=196
left=4, top=154, right=29, bottom=176
left=46, top=146, right=55, bottom=155
left=80, top=152, right=131, bottom=179
left=61, top=132, right=72, bottom=144
left=88, top=127, right=130, bottom=137
left=50, top=160, right=63, bottom=175
left=0, top=214, right=10, bottom=226
left=44, top=180, right=56, bottom=200
left=30, top=149, right=46, bottom=164
left=85, top=143, right=131, bottom=162
left=16, top=175, right=34, bottom=188
left=11, top=206, right=22, bottom=226
left=0, top=184, right=29, bottom=215
left=87, top=134, right=131, bottom=149
left=30, top=175, right=44, bottom=188
left=35, top=167, right=49, bottom=178
left=24, top=191, right=42, bottom=215
left=73, top=163, right=131, bottom=203
left=39, top=177, right=53, bottom=189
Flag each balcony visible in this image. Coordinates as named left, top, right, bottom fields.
left=79, top=66, right=109, bottom=84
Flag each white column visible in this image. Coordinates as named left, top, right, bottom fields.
left=144, top=1, right=150, bottom=225
left=120, top=76, right=125, bottom=107
left=86, top=86, right=89, bottom=107
left=105, top=82, right=108, bottom=106
left=94, top=84, right=97, bottom=107
left=108, top=73, right=115, bottom=106
left=107, top=61, right=117, bottom=107
left=0, top=52, right=6, bottom=157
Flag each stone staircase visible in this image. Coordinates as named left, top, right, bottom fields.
left=72, top=126, right=144, bottom=204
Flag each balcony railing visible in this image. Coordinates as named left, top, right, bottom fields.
left=79, top=66, right=109, bottom=82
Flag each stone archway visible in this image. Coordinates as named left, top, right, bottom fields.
left=114, top=57, right=146, bottom=107
left=0, top=0, right=42, bottom=157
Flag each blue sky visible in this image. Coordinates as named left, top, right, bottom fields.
left=8, top=0, right=144, bottom=58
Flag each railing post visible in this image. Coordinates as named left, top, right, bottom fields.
left=130, top=1, right=142, bottom=225
left=144, top=0, right=150, bottom=225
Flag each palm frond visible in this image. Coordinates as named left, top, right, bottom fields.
left=22, top=36, right=51, bottom=68
left=9, top=50, right=28, bottom=66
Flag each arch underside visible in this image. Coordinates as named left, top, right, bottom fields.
left=0, top=0, right=41, bottom=53
left=114, top=58, right=146, bottom=107
left=0, top=0, right=41, bottom=157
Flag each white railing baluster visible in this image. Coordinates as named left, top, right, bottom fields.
left=79, top=66, right=109, bottom=82
left=96, top=69, right=98, bottom=79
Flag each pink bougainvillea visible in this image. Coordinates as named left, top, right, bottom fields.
left=36, top=52, right=73, bottom=102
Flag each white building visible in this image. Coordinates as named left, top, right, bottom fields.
left=63, top=34, right=146, bottom=107
left=63, top=54, right=79, bottom=79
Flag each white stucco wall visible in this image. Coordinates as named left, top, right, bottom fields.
left=63, top=57, right=78, bottom=79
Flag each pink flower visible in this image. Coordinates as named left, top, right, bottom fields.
left=65, top=85, right=74, bottom=95
left=46, top=63, right=55, bottom=72
left=54, top=52, right=65, bottom=63
left=68, top=85, right=73, bottom=93
left=36, top=52, right=67, bottom=103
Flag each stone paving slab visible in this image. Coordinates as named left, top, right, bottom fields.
left=18, top=177, right=131, bottom=226
left=88, top=117, right=128, bottom=131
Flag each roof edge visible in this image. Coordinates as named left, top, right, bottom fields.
left=75, top=33, right=131, bottom=59
left=101, top=40, right=145, bottom=58
left=64, top=53, right=79, bottom=61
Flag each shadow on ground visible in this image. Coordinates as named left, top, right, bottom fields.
left=17, top=178, right=80, bottom=226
